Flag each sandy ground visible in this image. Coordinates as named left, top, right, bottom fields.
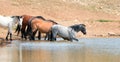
left=0, top=0, right=120, bottom=43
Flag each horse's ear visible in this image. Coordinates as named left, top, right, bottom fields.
left=15, top=16, right=23, bottom=19
left=83, top=24, right=86, bottom=27
left=11, top=16, right=15, bottom=18
left=19, top=16, right=23, bottom=18
left=81, top=24, right=86, bottom=27
left=11, top=16, right=19, bottom=18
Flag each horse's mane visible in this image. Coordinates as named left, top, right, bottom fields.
left=46, top=20, right=58, bottom=24
left=28, top=16, right=46, bottom=28
left=36, top=16, right=46, bottom=20
left=69, top=25, right=79, bottom=32
left=69, top=24, right=86, bottom=32
left=21, top=15, right=46, bottom=20
left=30, top=16, right=58, bottom=24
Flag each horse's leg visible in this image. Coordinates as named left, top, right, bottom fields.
left=15, top=24, right=21, bottom=36
left=21, top=24, right=26, bottom=40
left=49, top=31, right=55, bottom=41
left=7, top=24, right=13, bottom=41
left=32, top=29, right=38, bottom=40
left=71, top=34, right=79, bottom=41
left=21, top=30, right=24, bottom=40
left=73, top=38, right=78, bottom=41
left=17, top=25, right=21, bottom=36
left=69, top=36, right=79, bottom=41
left=10, top=33, right=12, bottom=41
left=45, top=32, right=51, bottom=41
left=29, top=25, right=37, bottom=40
left=9, top=26, right=13, bottom=41
left=30, top=33, right=35, bottom=40
left=28, top=28, right=33, bottom=40
left=44, top=33, right=48, bottom=40
left=28, top=31, right=34, bottom=40
left=46, top=32, right=51, bottom=40
left=38, top=31, right=41, bottom=40
left=15, top=24, right=19, bottom=33
left=6, top=32, right=9, bottom=41
left=69, top=30, right=78, bottom=42
left=68, top=30, right=75, bottom=42
left=51, top=29, right=58, bottom=41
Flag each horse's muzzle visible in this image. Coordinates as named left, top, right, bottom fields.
left=83, top=32, right=87, bottom=35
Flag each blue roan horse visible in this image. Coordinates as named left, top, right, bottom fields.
left=51, top=24, right=86, bottom=42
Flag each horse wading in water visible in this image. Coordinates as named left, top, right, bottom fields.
left=27, top=16, right=58, bottom=40
left=51, top=24, right=86, bottom=42
left=16, top=15, right=46, bottom=40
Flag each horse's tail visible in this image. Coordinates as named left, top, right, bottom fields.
left=27, top=17, right=34, bottom=36
left=15, top=24, right=21, bottom=36
left=15, top=15, right=23, bottom=36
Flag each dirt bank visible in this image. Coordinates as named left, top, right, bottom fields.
left=0, top=0, right=120, bottom=41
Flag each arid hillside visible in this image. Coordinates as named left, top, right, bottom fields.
left=0, top=0, right=120, bottom=40
left=0, top=0, right=120, bottom=20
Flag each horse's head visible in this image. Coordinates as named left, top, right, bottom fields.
left=70, top=24, right=86, bottom=35
left=78, top=24, right=86, bottom=35
left=11, top=16, right=23, bottom=22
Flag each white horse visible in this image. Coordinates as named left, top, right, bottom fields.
left=0, top=15, right=21, bottom=41
left=51, top=24, right=86, bottom=42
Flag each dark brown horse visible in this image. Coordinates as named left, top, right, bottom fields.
left=21, top=15, right=33, bottom=39
left=27, top=17, right=58, bottom=40
left=16, top=15, right=57, bottom=40
left=20, top=15, right=45, bottom=40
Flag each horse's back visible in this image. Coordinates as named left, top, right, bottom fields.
left=52, top=25, right=70, bottom=37
left=22, top=15, right=33, bottom=25
left=52, top=25, right=68, bottom=30
left=0, top=16, right=13, bottom=27
left=31, top=18, right=53, bottom=33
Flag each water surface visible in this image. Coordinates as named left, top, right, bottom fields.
left=0, top=38, right=120, bottom=62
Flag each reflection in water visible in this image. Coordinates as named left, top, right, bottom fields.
left=20, top=42, right=85, bottom=62
left=0, top=41, right=20, bottom=62
left=0, top=38, right=120, bottom=62
left=0, top=47, right=12, bottom=62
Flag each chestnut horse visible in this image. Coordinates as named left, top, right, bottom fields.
left=21, top=15, right=33, bottom=39
left=27, top=17, right=58, bottom=40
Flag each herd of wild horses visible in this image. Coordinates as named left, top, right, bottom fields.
left=0, top=15, right=86, bottom=42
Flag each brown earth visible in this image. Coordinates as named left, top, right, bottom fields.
left=0, top=0, right=120, bottom=42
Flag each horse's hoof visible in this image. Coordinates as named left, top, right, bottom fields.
left=75, top=39, right=79, bottom=41
left=38, top=38, right=41, bottom=40
left=6, top=38, right=8, bottom=41
left=10, top=39, right=12, bottom=41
